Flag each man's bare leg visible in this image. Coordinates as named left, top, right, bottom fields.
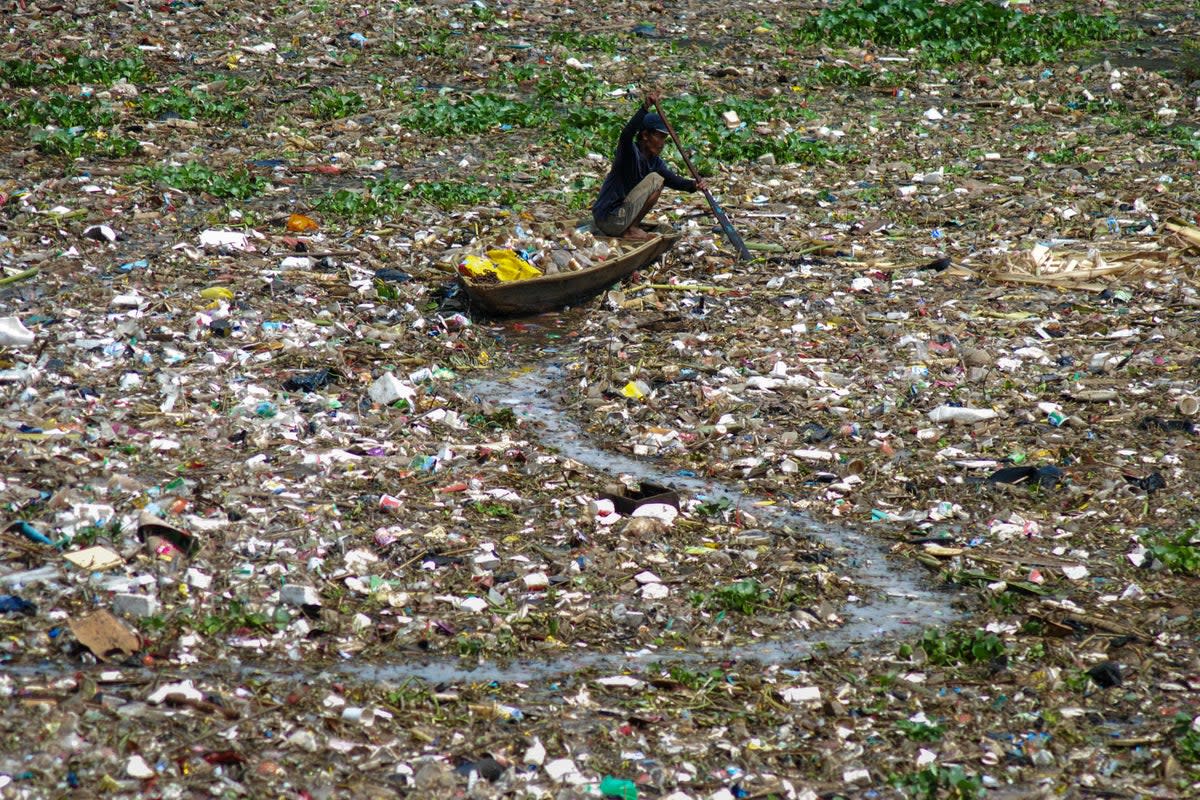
left=623, top=188, right=662, bottom=240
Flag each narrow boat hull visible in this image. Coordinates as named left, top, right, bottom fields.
left=460, top=222, right=680, bottom=317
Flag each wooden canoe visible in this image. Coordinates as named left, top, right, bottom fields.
left=459, top=221, right=680, bottom=316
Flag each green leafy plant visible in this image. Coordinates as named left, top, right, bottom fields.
left=375, top=280, right=402, bottom=301
left=487, top=63, right=540, bottom=88
left=33, top=129, right=138, bottom=158
left=138, top=614, right=170, bottom=634
left=1173, top=713, right=1200, bottom=765
left=137, top=86, right=248, bottom=121
left=1042, top=144, right=1088, bottom=165
left=70, top=522, right=120, bottom=548
left=547, top=29, right=623, bottom=54
left=895, top=719, right=945, bottom=742
left=411, top=29, right=468, bottom=59
left=309, top=87, right=365, bottom=120
left=0, top=52, right=150, bottom=87
left=54, top=52, right=150, bottom=85
left=411, top=180, right=514, bottom=210
left=382, top=679, right=431, bottom=710
left=1064, top=669, right=1092, bottom=693
left=915, top=627, right=1006, bottom=666
left=1173, top=126, right=1200, bottom=158
left=466, top=408, right=518, bottom=430
left=1114, top=118, right=1200, bottom=156
left=0, top=93, right=115, bottom=129
left=470, top=3, right=497, bottom=23
left=890, top=765, right=984, bottom=800
left=794, top=0, right=1132, bottom=66
left=0, top=59, right=40, bottom=87
left=472, top=501, right=514, bottom=519
left=1145, top=528, right=1200, bottom=575
left=315, top=178, right=512, bottom=220
left=692, top=579, right=771, bottom=615
left=401, top=92, right=549, bottom=136
left=556, top=104, right=616, bottom=154
left=457, top=635, right=485, bottom=657
left=130, top=162, right=268, bottom=200
left=667, top=665, right=728, bottom=690
left=314, top=188, right=384, bottom=220
left=564, top=174, right=600, bottom=210
left=694, top=496, right=733, bottom=518
left=1063, top=90, right=1122, bottom=115
left=533, top=69, right=609, bottom=104
left=197, top=599, right=275, bottom=635
left=984, top=589, right=1020, bottom=614
left=795, top=64, right=879, bottom=88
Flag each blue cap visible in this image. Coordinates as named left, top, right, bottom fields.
left=642, top=112, right=669, bottom=134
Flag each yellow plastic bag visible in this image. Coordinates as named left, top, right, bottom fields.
left=485, top=249, right=540, bottom=281
left=200, top=286, right=234, bottom=302
left=459, top=255, right=493, bottom=278
left=459, top=249, right=540, bottom=282
left=621, top=380, right=650, bottom=400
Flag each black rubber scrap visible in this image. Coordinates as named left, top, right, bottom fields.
left=973, top=465, right=1064, bottom=489
left=1087, top=661, right=1123, bottom=689
left=800, top=422, right=833, bottom=443
left=282, top=369, right=337, bottom=393
left=1139, top=416, right=1196, bottom=434
left=418, top=552, right=464, bottom=568
left=374, top=268, right=411, bottom=283
left=455, top=757, right=504, bottom=781
left=1123, top=471, right=1166, bottom=493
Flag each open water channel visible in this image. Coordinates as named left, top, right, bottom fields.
left=337, top=352, right=960, bottom=685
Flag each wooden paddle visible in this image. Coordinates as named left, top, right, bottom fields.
left=652, top=100, right=752, bottom=261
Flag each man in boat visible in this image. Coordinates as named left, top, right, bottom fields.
left=592, top=90, right=707, bottom=242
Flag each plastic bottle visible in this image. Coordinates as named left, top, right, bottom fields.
left=927, top=405, right=997, bottom=423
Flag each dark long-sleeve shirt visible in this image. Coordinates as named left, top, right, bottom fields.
left=591, top=104, right=696, bottom=220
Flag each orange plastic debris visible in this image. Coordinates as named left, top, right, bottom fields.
left=286, top=213, right=319, bottom=232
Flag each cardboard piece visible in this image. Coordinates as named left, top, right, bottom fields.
left=69, top=609, right=141, bottom=662
left=63, top=545, right=124, bottom=571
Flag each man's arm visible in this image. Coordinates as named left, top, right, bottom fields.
left=653, top=158, right=698, bottom=193
left=616, top=102, right=650, bottom=151
left=617, top=91, right=660, bottom=148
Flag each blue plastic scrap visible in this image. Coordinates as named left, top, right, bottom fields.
left=8, top=521, right=59, bottom=549
left=0, top=595, right=36, bottom=615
